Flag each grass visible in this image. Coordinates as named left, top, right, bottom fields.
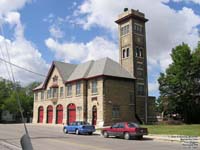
left=141, top=124, right=200, bottom=136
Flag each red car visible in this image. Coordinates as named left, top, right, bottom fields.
left=101, top=122, right=148, bottom=140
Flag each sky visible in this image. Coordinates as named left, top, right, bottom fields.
left=0, top=0, right=200, bottom=97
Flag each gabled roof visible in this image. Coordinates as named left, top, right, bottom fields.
left=86, top=57, right=134, bottom=79
left=54, top=61, right=77, bottom=81
left=67, top=60, right=94, bottom=81
left=33, top=57, right=135, bottom=91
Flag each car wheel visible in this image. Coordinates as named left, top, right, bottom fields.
left=88, top=132, right=93, bottom=135
left=75, top=129, right=80, bottom=135
left=63, top=127, right=68, bottom=134
left=124, top=132, right=130, bottom=140
left=103, top=131, right=109, bottom=138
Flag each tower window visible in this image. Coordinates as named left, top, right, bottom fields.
left=137, top=84, right=145, bottom=96
left=140, top=48, right=144, bottom=57
left=136, top=47, right=144, bottom=57
left=121, top=24, right=129, bottom=36
left=136, top=47, right=140, bottom=57
left=134, top=23, right=143, bottom=34
left=122, top=49, right=126, bottom=58
left=126, top=48, right=129, bottom=57
left=137, top=70, right=144, bottom=78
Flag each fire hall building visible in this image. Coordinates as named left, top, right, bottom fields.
left=33, top=9, right=156, bottom=126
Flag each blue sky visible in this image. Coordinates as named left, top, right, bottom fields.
left=0, top=0, right=200, bottom=98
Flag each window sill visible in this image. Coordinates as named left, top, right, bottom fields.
left=76, top=94, right=81, bottom=97
left=66, top=96, right=73, bottom=98
left=91, top=92, right=98, bottom=96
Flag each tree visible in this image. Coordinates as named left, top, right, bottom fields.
left=0, top=78, right=40, bottom=122
left=158, top=43, right=200, bottom=123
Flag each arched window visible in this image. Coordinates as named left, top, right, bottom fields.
left=136, top=47, right=140, bottom=57
left=140, top=48, right=143, bottom=57
left=122, top=49, right=126, bottom=58
left=126, top=48, right=129, bottom=57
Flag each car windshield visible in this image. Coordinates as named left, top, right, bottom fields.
left=128, top=122, right=140, bottom=128
left=77, top=121, right=90, bottom=125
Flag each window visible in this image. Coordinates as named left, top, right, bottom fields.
left=91, top=80, right=97, bottom=94
left=129, top=93, right=134, bottom=104
left=122, top=49, right=126, bottom=58
left=47, top=89, right=51, bottom=99
left=66, top=84, right=72, bottom=96
left=122, top=48, right=129, bottom=58
left=137, top=64, right=143, bottom=69
left=118, top=123, right=125, bottom=128
left=60, top=87, right=64, bottom=98
left=137, top=84, right=145, bottom=96
left=136, top=47, right=143, bottom=57
left=136, top=47, right=140, bottom=57
left=128, top=122, right=140, bottom=128
left=112, top=106, right=120, bottom=118
left=76, top=82, right=81, bottom=95
left=126, top=48, right=129, bottom=57
left=53, top=75, right=58, bottom=83
left=35, top=92, right=38, bottom=101
left=121, top=24, right=129, bottom=36
left=140, top=48, right=143, bottom=57
left=137, top=70, right=144, bottom=78
left=134, top=23, right=143, bottom=34
left=41, top=91, right=44, bottom=100
left=52, top=88, right=58, bottom=98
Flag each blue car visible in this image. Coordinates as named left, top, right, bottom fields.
left=63, top=121, right=96, bottom=135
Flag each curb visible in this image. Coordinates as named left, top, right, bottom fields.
left=145, top=134, right=200, bottom=144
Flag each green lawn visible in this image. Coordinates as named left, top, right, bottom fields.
left=141, top=124, right=200, bottom=136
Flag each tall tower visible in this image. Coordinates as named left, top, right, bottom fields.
left=115, top=8, right=148, bottom=123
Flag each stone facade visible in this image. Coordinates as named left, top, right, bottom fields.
left=32, top=66, right=136, bottom=126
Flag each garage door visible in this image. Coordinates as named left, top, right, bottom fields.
left=56, top=104, right=63, bottom=124
left=47, top=105, right=53, bottom=123
left=38, top=106, right=44, bottom=123
left=67, top=104, right=76, bottom=124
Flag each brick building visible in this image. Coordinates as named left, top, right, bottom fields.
left=32, top=8, right=156, bottom=126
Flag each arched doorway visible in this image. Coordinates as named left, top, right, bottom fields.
left=38, top=106, right=44, bottom=123
left=67, top=104, right=76, bottom=124
left=56, top=104, right=63, bottom=124
left=92, top=106, right=97, bottom=125
left=47, top=105, right=53, bottom=123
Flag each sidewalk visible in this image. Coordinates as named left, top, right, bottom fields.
left=146, top=134, right=200, bottom=144
left=95, top=130, right=200, bottom=144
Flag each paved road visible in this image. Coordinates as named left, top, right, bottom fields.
left=0, top=124, right=186, bottom=150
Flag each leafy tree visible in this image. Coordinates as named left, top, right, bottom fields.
left=158, top=43, right=200, bottom=123
left=0, top=79, right=40, bottom=122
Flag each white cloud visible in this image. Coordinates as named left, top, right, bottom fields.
left=149, top=82, right=159, bottom=94
left=67, top=0, right=200, bottom=96
left=0, top=0, right=31, bottom=15
left=0, top=10, right=49, bottom=85
left=45, top=36, right=118, bottom=63
left=49, top=26, right=64, bottom=39
left=73, top=0, right=200, bottom=69
left=172, top=0, right=200, bottom=4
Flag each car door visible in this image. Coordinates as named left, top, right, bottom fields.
left=109, top=123, right=119, bottom=136
left=118, top=123, right=125, bottom=137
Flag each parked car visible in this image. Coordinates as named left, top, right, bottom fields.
left=63, top=121, right=95, bottom=135
left=101, top=122, right=148, bottom=140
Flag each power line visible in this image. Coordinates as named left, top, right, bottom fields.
left=0, top=57, right=46, bottom=77
left=0, top=24, right=33, bottom=149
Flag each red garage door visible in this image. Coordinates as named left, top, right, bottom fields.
left=38, top=106, right=44, bottom=123
left=56, top=104, right=63, bottom=124
left=67, top=104, right=76, bottom=124
left=47, top=105, right=53, bottom=124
